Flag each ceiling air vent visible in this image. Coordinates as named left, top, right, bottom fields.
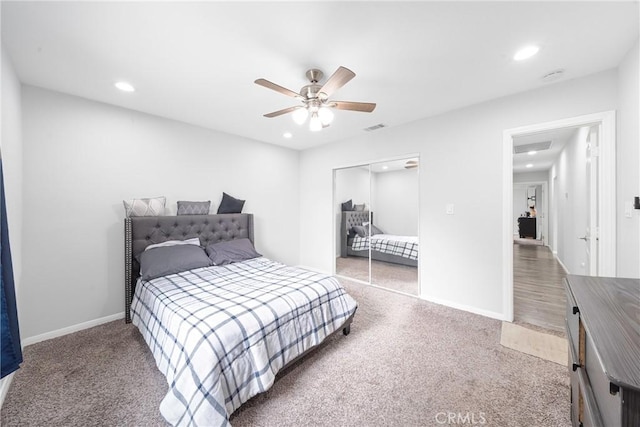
left=364, top=123, right=387, bottom=132
left=541, top=69, right=565, bottom=83
left=513, top=140, right=552, bottom=154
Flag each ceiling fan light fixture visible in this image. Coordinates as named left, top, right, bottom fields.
left=292, top=108, right=308, bottom=125
left=256, top=66, right=375, bottom=132
left=309, top=113, right=322, bottom=132
left=318, top=107, right=334, bottom=125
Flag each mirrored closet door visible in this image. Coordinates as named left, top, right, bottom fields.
left=334, top=165, right=372, bottom=284
left=334, top=157, right=419, bottom=295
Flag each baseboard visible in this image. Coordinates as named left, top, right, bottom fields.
left=21, top=312, right=125, bottom=347
left=302, top=265, right=507, bottom=321
left=420, top=294, right=507, bottom=321
left=554, top=255, right=570, bottom=274
left=0, top=373, right=15, bottom=410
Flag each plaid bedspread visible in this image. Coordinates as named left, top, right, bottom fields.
left=131, top=257, right=357, bottom=427
left=351, top=234, right=419, bottom=261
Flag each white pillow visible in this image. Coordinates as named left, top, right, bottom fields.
left=123, top=196, right=166, bottom=217
left=145, top=237, right=201, bottom=251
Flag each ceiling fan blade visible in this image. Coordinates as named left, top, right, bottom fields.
left=255, top=78, right=302, bottom=99
left=263, top=106, right=301, bottom=118
left=318, top=66, right=355, bottom=98
left=332, top=101, right=376, bottom=113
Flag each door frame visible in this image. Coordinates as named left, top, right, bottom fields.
left=502, top=111, right=616, bottom=321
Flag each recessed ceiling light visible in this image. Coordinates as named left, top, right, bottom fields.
left=514, top=45, right=539, bottom=61
left=528, top=150, right=537, bottom=155
left=382, top=165, right=389, bottom=170
left=115, top=81, right=135, bottom=92
left=283, top=132, right=292, bottom=139
left=526, top=163, right=534, bottom=168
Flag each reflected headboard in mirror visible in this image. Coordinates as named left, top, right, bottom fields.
left=340, top=211, right=371, bottom=258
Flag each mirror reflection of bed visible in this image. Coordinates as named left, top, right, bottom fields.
left=334, top=158, right=419, bottom=296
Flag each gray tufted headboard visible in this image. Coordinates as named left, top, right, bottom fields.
left=124, top=213, right=254, bottom=322
left=340, top=211, right=372, bottom=257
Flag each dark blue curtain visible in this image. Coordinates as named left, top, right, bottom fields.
left=1, top=159, right=22, bottom=378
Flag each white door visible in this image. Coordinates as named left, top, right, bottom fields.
left=583, top=125, right=599, bottom=275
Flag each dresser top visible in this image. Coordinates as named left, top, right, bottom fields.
left=566, top=275, right=640, bottom=391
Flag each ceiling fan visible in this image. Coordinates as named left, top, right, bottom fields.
left=255, top=66, right=376, bottom=132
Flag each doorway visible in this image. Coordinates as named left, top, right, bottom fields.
left=502, top=111, right=616, bottom=322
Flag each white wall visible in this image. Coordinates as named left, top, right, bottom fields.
left=1, top=46, right=23, bottom=296
left=0, top=44, right=23, bottom=408
left=299, top=69, right=618, bottom=319
left=335, top=166, right=370, bottom=209
left=617, top=41, right=640, bottom=278
left=371, top=168, right=419, bottom=236
left=19, top=86, right=300, bottom=340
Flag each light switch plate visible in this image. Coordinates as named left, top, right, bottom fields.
left=446, top=204, right=454, bottom=215
left=625, top=201, right=632, bottom=218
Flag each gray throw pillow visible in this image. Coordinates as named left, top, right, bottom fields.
left=354, top=204, right=365, bottom=211
left=352, top=224, right=384, bottom=237
left=341, top=199, right=353, bottom=212
left=217, top=192, right=245, bottom=214
left=177, top=200, right=211, bottom=215
left=139, top=245, right=212, bottom=280
left=205, top=238, right=261, bottom=265
left=352, top=225, right=367, bottom=237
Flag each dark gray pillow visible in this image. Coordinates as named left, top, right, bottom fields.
left=205, top=238, right=261, bottom=265
left=352, top=224, right=384, bottom=237
left=139, top=245, right=212, bottom=280
left=177, top=200, right=211, bottom=215
left=341, top=199, right=353, bottom=212
left=352, top=225, right=367, bottom=237
left=217, top=192, right=245, bottom=214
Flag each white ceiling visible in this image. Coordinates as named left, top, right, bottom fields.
left=513, top=127, right=577, bottom=174
left=2, top=1, right=638, bottom=150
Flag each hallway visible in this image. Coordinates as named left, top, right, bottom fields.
left=513, top=241, right=567, bottom=333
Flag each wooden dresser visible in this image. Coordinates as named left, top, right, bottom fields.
left=564, top=275, right=640, bottom=427
left=517, top=217, right=536, bottom=238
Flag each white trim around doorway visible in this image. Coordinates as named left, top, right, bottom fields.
left=502, top=111, right=617, bottom=322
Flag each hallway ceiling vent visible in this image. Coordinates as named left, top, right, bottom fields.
left=364, top=123, right=387, bottom=132
left=513, top=140, right=552, bottom=154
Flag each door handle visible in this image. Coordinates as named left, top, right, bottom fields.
left=578, top=236, right=589, bottom=241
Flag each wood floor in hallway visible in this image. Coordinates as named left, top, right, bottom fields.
left=513, top=241, right=567, bottom=333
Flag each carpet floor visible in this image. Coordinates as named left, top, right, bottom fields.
left=1, top=280, right=570, bottom=426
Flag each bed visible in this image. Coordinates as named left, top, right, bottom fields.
left=340, top=211, right=418, bottom=267
left=124, top=213, right=357, bottom=426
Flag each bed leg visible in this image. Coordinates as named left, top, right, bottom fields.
left=343, top=324, right=351, bottom=336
